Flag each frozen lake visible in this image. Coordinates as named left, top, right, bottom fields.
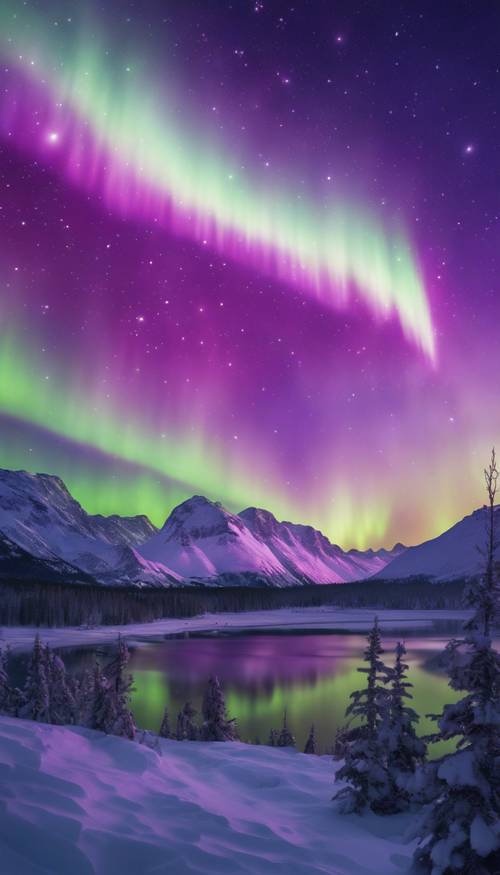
left=14, top=621, right=472, bottom=755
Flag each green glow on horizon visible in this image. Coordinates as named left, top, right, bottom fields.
left=0, top=331, right=284, bottom=519
left=0, top=330, right=393, bottom=547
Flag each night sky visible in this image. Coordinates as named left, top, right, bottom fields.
left=0, top=0, right=499, bottom=549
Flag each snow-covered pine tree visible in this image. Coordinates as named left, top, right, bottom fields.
left=7, top=686, right=25, bottom=718
left=414, top=448, right=500, bottom=873
left=268, top=728, right=278, bottom=747
left=334, top=617, right=392, bottom=813
left=21, top=634, right=50, bottom=723
left=277, top=709, right=295, bottom=747
left=103, top=637, right=136, bottom=740
left=201, top=675, right=238, bottom=741
left=159, top=706, right=171, bottom=739
left=379, top=642, right=426, bottom=813
left=0, top=646, right=10, bottom=713
left=304, top=724, right=317, bottom=754
left=90, top=661, right=116, bottom=733
left=175, top=702, right=199, bottom=740
left=48, top=653, right=76, bottom=725
left=75, top=667, right=95, bottom=727
left=0, top=647, right=24, bottom=718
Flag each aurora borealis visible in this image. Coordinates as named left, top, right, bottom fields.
left=0, top=1, right=499, bottom=548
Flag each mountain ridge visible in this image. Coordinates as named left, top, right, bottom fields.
left=2, top=466, right=494, bottom=588
left=0, top=468, right=404, bottom=587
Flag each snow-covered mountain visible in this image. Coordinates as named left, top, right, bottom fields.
left=239, top=507, right=404, bottom=584
left=375, top=506, right=500, bottom=581
left=0, top=468, right=406, bottom=587
left=139, top=498, right=405, bottom=586
left=140, top=497, right=291, bottom=584
left=0, top=530, right=95, bottom=584
left=0, top=468, right=174, bottom=586
left=1, top=464, right=496, bottom=586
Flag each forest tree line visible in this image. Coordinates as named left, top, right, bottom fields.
left=0, top=575, right=466, bottom=627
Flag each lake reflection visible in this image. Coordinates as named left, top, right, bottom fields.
left=56, top=630, right=463, bottom=754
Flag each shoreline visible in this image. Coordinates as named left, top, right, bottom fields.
left=0, top=606, right=471, bottom=652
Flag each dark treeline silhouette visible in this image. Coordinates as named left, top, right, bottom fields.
left=0, top=575, right=466, bottom=627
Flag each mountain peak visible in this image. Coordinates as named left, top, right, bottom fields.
left=239, top=506, right=281, bottom=538
left=160, top=495, right=244, bottom=540
left=391, top=542, right=406, bottom=553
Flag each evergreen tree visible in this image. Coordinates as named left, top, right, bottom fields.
left=8, top=686, right=25, bottom=718
left=159, top=706, right=171, bottom=739
left=75, top=667, right=95, bottom=727
left=335, top=618, right=392, bottom=813
left=0, top=646, right=10, bottom=713
left=90, top=662, right=116, bottom=733
left=268, top=728, right=278, bottom=747
left=333, top=724, right=362, bottom=760
left=103, top=638, right=136, bottom=739
left=48, top=653, right=76, bottom=725
left=175, top=702, right=199, bottom=740
left=277, top=709, right=295, bottom=747
left=414, top=449, right=500, bottom=873
left=21, top=635, right=50, bottom=723
left=304, top=724, right=317, bottom=755
left=379, top=642, right=426, bottom=812
left=201, top=676, right=238, bottom=741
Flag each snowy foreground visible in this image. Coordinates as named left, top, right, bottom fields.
left=0, top=606, right=470, bottom=652
left=0, top=716, right=416, bottom=875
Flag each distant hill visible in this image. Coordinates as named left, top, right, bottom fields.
left=374, top=506, right=500, bottom=581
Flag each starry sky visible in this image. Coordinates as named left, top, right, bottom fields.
left=0, top=0, right=499, bottom=549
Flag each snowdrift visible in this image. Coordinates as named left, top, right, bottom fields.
left=0, top=716, right=415, bottom=874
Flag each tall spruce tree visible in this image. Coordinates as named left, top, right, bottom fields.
left=21, top=635, right=50, bottom=723
left=175, top=702, right=199, bottom=740
left=159, top=706, right=171, bottom=739
left=379, top=642, right=426, bottom=812
left=201, top=676, right=238, bottom=741
left=277, top=709, right=295, bottom=747
left=414, top=449, right=500, bottom=873
left=76, top=666, right=96, bottom=727
left=90, top=661, right=115, bottom=733
left=0, top=646, right=10, bottom=713
left=104, top=638, right=136, bottom=740
left=268, top=728, right=279, bottom=747
left=47, top=652, right=76, bottom=725
left=335, top=617, right=392, bottom=813
left=304, top=724, right=317, bottom=754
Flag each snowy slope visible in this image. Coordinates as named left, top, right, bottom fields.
left=0, top=469, right=407, bottom=587
left=140, top=496, right=290, bottom=583
left=0, top=717, right=415, bottom=875
left=240, top=507, right=404, bottom=583
left=376, top=506, right=500, bottom=581
left=140, top=498, right=404, bottom=585
left=0, top=531, right=94, bottom=584
left=0, top=468, right=165, bottom=584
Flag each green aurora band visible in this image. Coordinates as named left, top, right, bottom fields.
left=0, top=4, right=436, bottom=362
left=0, top=330, right=390, bottom=544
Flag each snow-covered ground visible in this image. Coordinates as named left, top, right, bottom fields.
left=0, top=716, right=415, bottom=874
left=0, top=606, right=471, bottom=652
